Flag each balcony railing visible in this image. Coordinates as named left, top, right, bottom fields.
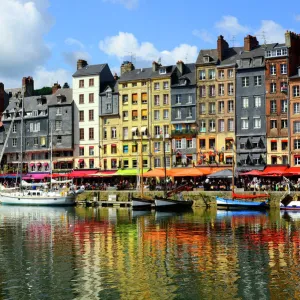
left=171, top=129, right=198, bottom=136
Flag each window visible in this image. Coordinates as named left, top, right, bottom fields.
left=142, top=144, right=147, bottom=152
left=89, top=93, right=94, bottom=103
left=163, top=109, right=169, bottom=119
left=293, top=86, right=300, bottom=97
left=79, top=147, right=84, bottom=156
left=55, top=120, right=62, bottom=131
left=163, top=81, right=169, bottom=89
left=200, top=120, right=206, bottom=132
left=12, top=138, right=17, bottom=147
left=111, top=127, right=117, bottom=139
left=199, top=70, right=206, bottom=80
left=32, top=110, right=38, bottom=117
left=218, top=84, right=224, bottom=96
left=123, top=127, right=128, bottom=139
left=225, top=139, right=233, bottom=150
left=271, top=141, right=277, bottom=151
left=187, top=107, right=192, bottom=118
left=154, top=126, right=160, bottom=135
left=154, top=95, right=160, bottom=106
left=282, top=141, right=288, bottom=151
left=254, top=96, right=261, bottom=108
left=103, top=128, right=107, bottom=139
left=228, top=69, right=234, bottom=78
left=228, top=100, right=234, bottom=113
left=123, top=160, right=129, bottom=168
left=89, top=78, right=94, bottom=86
left=79, top=128, right=84, bottom=140
left=175, top=140, right=182, bottom=149
left=175, top=95, right=181, bottom=104
left=199, top=139, right=206, bottom=149
left=154, top=110, right=160, bottom=120
left=209, top=102, right=215, bottom=114
left=280, top=64, right=287, bottom=74
left=33, top=137, right=38, bottom=145
left=56, top=107, right=62, bottom=115
left=187, top=94, right=192, bottom=103
left=218, top=119, right=225, bottom=132
left=79, top=80, right=84, bottom=88
left=199, top=86, right=206, bottom=97
left=132, top=110, right=138, bottom=120
left=219, top=70, right=225, bottom=79
left=241, top=118, right=249, bottom=129
left=185, top=139, right=192, bottom=148
left=123, top=145, right=128, bottom=153
left=141, top=109, right=147, bottom=120
left=154, top=142, right=161, bottom=152
left=40, top=136, right=46, bottom=146
left=132, top=82, right=137, bottom=87
left=271, top=156, right=277, bottom=164
left=132, top=93, right=138, bottom=104
left=270, top=100, right=277, bottom=113
left=295, top=156, right=300, bottom=165
left=208, top=69, right=215, bottom=80
left=79, top=111, right=84, bottom=122
left=280, top=100, right=287, bottom=113
left=122, top=94, right=128, bottom=104
left=199, top=103, right=206, bottom=114
left=228, top=119, right=234, bottom=132
left=163, top=94, right=169, bottom=105
left=154, top=158, right=161, bottom=168
left=122, top=83, right=127, bottom=88
left=89, top=110, right=94, bottom=121
left=175, top=108, right=181, bottom=119
left=254, top=76, right=262, bottom=86
left=209, top=120, right=216, bottom=132
left=228, top=83, right=234, bottom=95
left=142, top=93, right=147, bottom=104
left=209, top=138, right=215, bottom=149
left=142, top=81, right=147, bottom=86
left=89, top=128, right=94, bottom=140
left=154, top=82, right=160, bottom=90
left=270, top=65, right=276, bottom=75
left=79, top=94, right=84, bottom=104
left=218, top=101, right=225, bottom=113
left=254, top=117, right=261, bottom=129
left=270, top=83, right=276, bottom=93
left=209, top=85, right=215, bottom=97
left=159, top=68, right=166, bottom=74
left=294, top=103, right=300, bottom=114
left=242, top=77, right=249, bottom=87
left=242, top=97, right=249, bottom=108
left=123, top=111, right=128, bottom=120
left=132, top=144, right=138, bottom=153
left=281, top=119, right=288, bottom=129
left=294, top=139, right=300, bottom=150
left=271, top=120, right=277, bottom=129
left=12, top=124, right=16, bottom=133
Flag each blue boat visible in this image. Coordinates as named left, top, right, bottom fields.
left=216, top=196, right=269, bottom=210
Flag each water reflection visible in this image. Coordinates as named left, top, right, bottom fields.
left=1, top=206, right=300, bottom=299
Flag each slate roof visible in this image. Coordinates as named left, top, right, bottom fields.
left=196, top=49, right=218, bottom=65
left=72, top=64, right=106, bottom=77
left=264, top=43, right=286, bottom=51
left=172, top=63, right=196, bottom=87
left=100, top=80, right=119, bottom=94
left=48, top=88, right=73, bottom=106
left=219, top=47, right=243, bottom=67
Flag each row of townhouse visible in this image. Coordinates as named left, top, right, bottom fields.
left=2, top=31, right=300, bottom=174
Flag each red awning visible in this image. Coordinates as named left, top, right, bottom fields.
left=43, top=162, right=48, bottom=166
left=30, top=163, right=35, bottom=167
left=282, top=140, right=288, bottom=142
left=240, top=170, right=263, bottom=176
left=271, top=140, right=277, bottom=142
left=285, top=167, right=300, bottom=176
left=66, top=170, right=97, bottom=178
left=111, top=144, right=117, bottom=147
left=89, top=146, right=94, bottom=148
left=36, top=163, right=41, bottom=167
left=79, top=146, right=84, bottom=148
left=261, top=166, right=289, bottom=176
left=78, top=159, right=84, bottom=163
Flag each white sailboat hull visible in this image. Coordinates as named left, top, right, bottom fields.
left=132, top=199, right=152, bottom=208
left=0, top=192, right=76, bottom=206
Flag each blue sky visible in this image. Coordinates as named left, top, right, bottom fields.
left=1, top=0, right=300, bottom=88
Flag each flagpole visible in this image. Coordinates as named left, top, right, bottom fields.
left=162, top=127, right=167, bottom=199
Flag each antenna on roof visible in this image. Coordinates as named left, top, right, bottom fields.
left=230, top=35, right=236, bottom=47
left=158, top=57, right=162, bottom=65
left=257, top=31, right=267, bottom=48
left=185, top=53, right=188, bottom=63
left=126, top=51, right=136, bottom=64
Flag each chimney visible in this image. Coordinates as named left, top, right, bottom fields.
left=176, top=60, right=184, bottom=74
left=113, top=73, right=119, bottom=80
left=244, top=35, right=259, bottom=51
left=217, top=35, right=229, bottom=61
left=120, top=61, right=135, bottom=75
left=22, top=76, right=34, bottom=97
left=52, top=83, right=61, bottom=94
left=152, top=61, right=160, bottom=72
left=77, top=59, right=88, bottom=70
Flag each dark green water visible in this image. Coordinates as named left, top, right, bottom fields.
left=0, top=207, right=299, bottom=300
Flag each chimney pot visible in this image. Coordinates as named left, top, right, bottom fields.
left=77, top=59, right=88, bottom=70
left=217, top=35, right=229, bottom=61
left=244, top=35, right=259, bottom=51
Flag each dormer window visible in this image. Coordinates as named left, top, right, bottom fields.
left=107, top=92, right=111, bottom=98
left=203, top=56, right=210, bottom=63
left=37, top=99, right=42, bottom=105
left=57, top=96, right=61, bottom=104
left=32, top=110, right=38, bottom=117
left=159, top=68, right=166, bottom=75
left=180, top=79, right=187, bottom=86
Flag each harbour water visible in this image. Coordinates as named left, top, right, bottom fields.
left=0, top=207, right=299, bottom=300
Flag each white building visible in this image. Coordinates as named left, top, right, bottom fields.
left=72, top=60, right=114, bottom=169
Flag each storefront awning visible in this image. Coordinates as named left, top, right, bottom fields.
left=261, top=165, right=288, bottom=176
left=168, top=168, right=204, bottom=177
left=143, top=168, right=166, bottom=178
left=115, top=169, right=149, bottom=176
left=90, top=171, right=117, bottom=177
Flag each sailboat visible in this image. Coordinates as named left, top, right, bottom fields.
left=154, top=130, right=193, bottom=210
left=216, top=141, right=269, bottom=210
left=0, top=94, right=76, bottom=206
left=131, top=136, right=154, bottom=209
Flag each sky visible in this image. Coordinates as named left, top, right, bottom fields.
left=1, top=0, right=300, bottom=89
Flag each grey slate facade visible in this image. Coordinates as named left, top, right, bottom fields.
left=99, top=81, right=119, bottom=117
left=236, top=46, right=267, bottom=171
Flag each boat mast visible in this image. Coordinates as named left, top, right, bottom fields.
left=19, top=93, right=24, bottom=189
left=50, top=122, right=53, bottom=191
left=163, top=127, right=167, bottom=199
left=232, top=140, right=235, bottom=197
left=140, top=134, right=144, bottom=197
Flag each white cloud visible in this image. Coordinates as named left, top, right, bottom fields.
left=103, top=0, right=138, bottom=9
left=192, top=29, right=214, bottom=43
left=99, top=32, right=198, bottom=65
left=295, top=15, right=300, bottom=22
left=33, top=66, right=72, bottom=89
left=255, top=20, right=286, bottom=43
left=65, top=38, right=85, bottom=49
left=215, top=16, right=249, bottom=36
left=0, top=0, right=52, bottom=78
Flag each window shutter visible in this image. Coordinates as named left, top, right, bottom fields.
left=172, top=139, right=176, bottom=150
left=181, top=138, right=186, bottom=149
left=192, top=138, right=196, bottom=148
left=37, top=123, right=40, bottom=132
left=30, top=123, right=33, bottom=132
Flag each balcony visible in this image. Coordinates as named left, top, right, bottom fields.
left=281, top=87, right=288, bottom=93
left=171, top=129, right=197, bottom=137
